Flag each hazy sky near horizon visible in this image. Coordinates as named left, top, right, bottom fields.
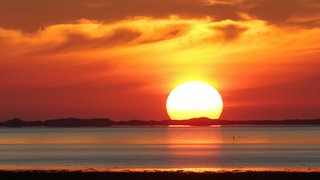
left=0, top=0, right=320, bottom=121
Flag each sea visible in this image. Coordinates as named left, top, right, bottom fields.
left=1, top=126, right=320, bottom=171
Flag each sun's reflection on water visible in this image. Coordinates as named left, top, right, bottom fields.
left=165, top=126, right=223, bottom=168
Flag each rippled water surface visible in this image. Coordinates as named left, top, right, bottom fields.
left=1, top=126, right=320, bottom=169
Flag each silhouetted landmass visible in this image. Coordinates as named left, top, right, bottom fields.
left=1, top=117, right=320, bottom=127
left=0, top=170, right=320, bottom=180
left=0, top=118, right=114, bottom=127
left=0, top=118, right=42, bottom=127
left=116, top=118, right=320, bottom=126
left=43, top=118, right=115, bottom=127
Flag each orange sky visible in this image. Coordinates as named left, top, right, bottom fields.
left=0, top=0, right=319, bottom=121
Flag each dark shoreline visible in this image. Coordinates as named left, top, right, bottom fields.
left=1, top=170, right=320, bottom=180
left=2, top=117, right=320, bottom=127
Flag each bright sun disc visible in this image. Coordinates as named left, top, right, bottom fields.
left=166, top=81, right=223, bottom=120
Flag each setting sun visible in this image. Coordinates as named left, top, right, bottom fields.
left=166, top=81, right=223, bottom=120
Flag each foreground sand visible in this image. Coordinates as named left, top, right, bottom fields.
left=1, top=170, right=320, bottom=180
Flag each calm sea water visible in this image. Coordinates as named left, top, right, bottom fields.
left=1, top=126, right=320, bottom=170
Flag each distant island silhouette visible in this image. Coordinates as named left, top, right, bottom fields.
left=1, top=117, right=320, bottom=127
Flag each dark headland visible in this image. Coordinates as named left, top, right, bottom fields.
left=1, top=117, right=320, bottom=127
